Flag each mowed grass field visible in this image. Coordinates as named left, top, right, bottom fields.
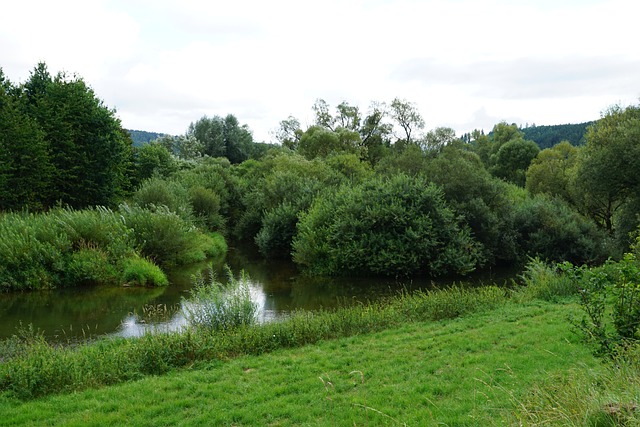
left=0, top=300, right=602, bottom=426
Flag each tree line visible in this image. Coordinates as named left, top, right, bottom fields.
left=2, top=63, right=639, bottom=279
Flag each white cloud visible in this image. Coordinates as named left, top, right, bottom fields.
left=2, top=0, right=639, bottom=141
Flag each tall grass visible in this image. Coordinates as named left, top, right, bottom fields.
left=0, top=206, right=227, bottom=291
left=505, top=346, right=640, bottom=426
left=0, top=208, right=132, bottom=291
left=182, top=267, right=258, bottom=331
left=516, top=257, right=580, bottom=302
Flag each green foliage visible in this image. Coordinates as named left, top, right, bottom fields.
left=389, top=97, right=425, bottom=144
left=490, top=138, right=540, bottom=186
left=121, top=257, right=169, bottom=287
left=255, top=202, right=299, bottom=258
left=374, top=143, right=428, bottom=177
left=186, top=114, right=254, bottom=163
left=0, top=208, right=135, bottom=291
left=132, top=142, right=176, bottom=184
left=66, top=247, right=118, bottom=286
left=513, top=193, right=607, bottom=264
left=0, top=76, right=51, bottom=211
left=297, top=125, right=358, bottom=159
left=120, top=204, right=212, bottom=267
left=293, top=173, right=482, bottom=277
left=189, top=185, right=224, bottom=230
left=425, top=146, right=518, bottom=264
left=234, top=153, right=338, bottom=252
left=525, top=140, right=579, bottom=203
left=520, top=121, right=592, bottom=149
left=572, top=104, right=640, bottom=247
left=21, top=63, right=132, bottom=208
left=568, top=238, right=640, bottom=356
left=182, top=267, right=258, bottom=331
left=131, top=176, right=192, bottom=220
left=516, top=258, right=579, bottom=302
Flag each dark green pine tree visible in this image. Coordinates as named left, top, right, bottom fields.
left=21, top=63, right=132, bottom=208
left=0, top=68, right=52, bottom=211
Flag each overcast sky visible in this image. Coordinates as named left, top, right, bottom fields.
left=2, top=0, right=639, bottom=142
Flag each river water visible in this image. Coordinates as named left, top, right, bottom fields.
left=0, top=244, right=517, bottom=341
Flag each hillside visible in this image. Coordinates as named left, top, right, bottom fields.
left=521, top=121, right=594, bottom=149
left=126, top=129, right=169, bottom=146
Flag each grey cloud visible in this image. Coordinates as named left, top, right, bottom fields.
left=391, top=56, right=640, bottom=99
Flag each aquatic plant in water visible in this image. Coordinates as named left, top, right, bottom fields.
left=182, top=266, right=258, bottom=331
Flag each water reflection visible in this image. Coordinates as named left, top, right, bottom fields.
left=0, top=243, right=519, bottom=341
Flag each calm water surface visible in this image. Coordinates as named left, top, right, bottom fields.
left=0, top=244, right=518, bottom=341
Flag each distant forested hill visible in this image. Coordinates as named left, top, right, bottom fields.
left=521, top=122, right=594, bottom=149
left=126, top=129, right=168, bottom=146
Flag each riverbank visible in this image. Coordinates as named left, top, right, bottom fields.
left=2, top=261, right=639, bottom=425
left=0, top=300, right=608, bottom=426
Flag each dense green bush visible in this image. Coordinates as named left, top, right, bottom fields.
left=425, top=146, right=519, bottom=264
left=293, top=173, right=482, bottom=277
left=513, top=193, right=608, bottom=264
left=189, top=185, right=224, bottom=231
left=255, top=202, right=299, bottom=258
left=120, top=204, right=224, bottom=267
left=131, top=177, right=192, bottom=221
left=234, top=153, right=341, bottom=256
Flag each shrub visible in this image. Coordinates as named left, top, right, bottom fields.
left=292, top=173, right=482, bottom=277
left=189, top=185, right=224, bottom=231
left=513, top=194, right=608, bottom=264
left=132, top=177, right=192, bottom=221
left=120, top=204, right=204, bottom=266
left=182, top=267, right=258, bottom=331
left=121, top=257, right=168, bottom=287
left=570, top=239, right=640, bottom=356
left=255, top=202, right=299, bottom=258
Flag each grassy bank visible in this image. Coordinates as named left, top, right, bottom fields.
left=2, top=261, right=639, bottom=425
left=0, top=300, right=602, bottom=426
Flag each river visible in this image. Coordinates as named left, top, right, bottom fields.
left=0, top=243, right=518, bottom=341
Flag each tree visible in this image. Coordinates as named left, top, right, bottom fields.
left=19, top=63, right=132, bottom=208
left=186, top=114, right=254, bottom=163
left=187, top=116, right=225, bottom=158
left=312, top=99, right=335, bottom=130
left=424, top=146, right=518, bottom=264
left=490, top=138, right=540, bottom=187
left=525, top=141, right=579, bottom=203
left=297, top=126, right=341, bottom=159
left=223, top=114, right=253, bottom=164
left=335, top=101, right=360, bottom=130
left=132, top=142, right=176, bottom=184
left=572, top=104, right=640, bottom=235
left=0, top=68, right=52, bottom=210
left=389, top=98, right=425, bottom=146
left=273, top=115, right=302, bottom=150
left=421, top=127, right=457, bottom=153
